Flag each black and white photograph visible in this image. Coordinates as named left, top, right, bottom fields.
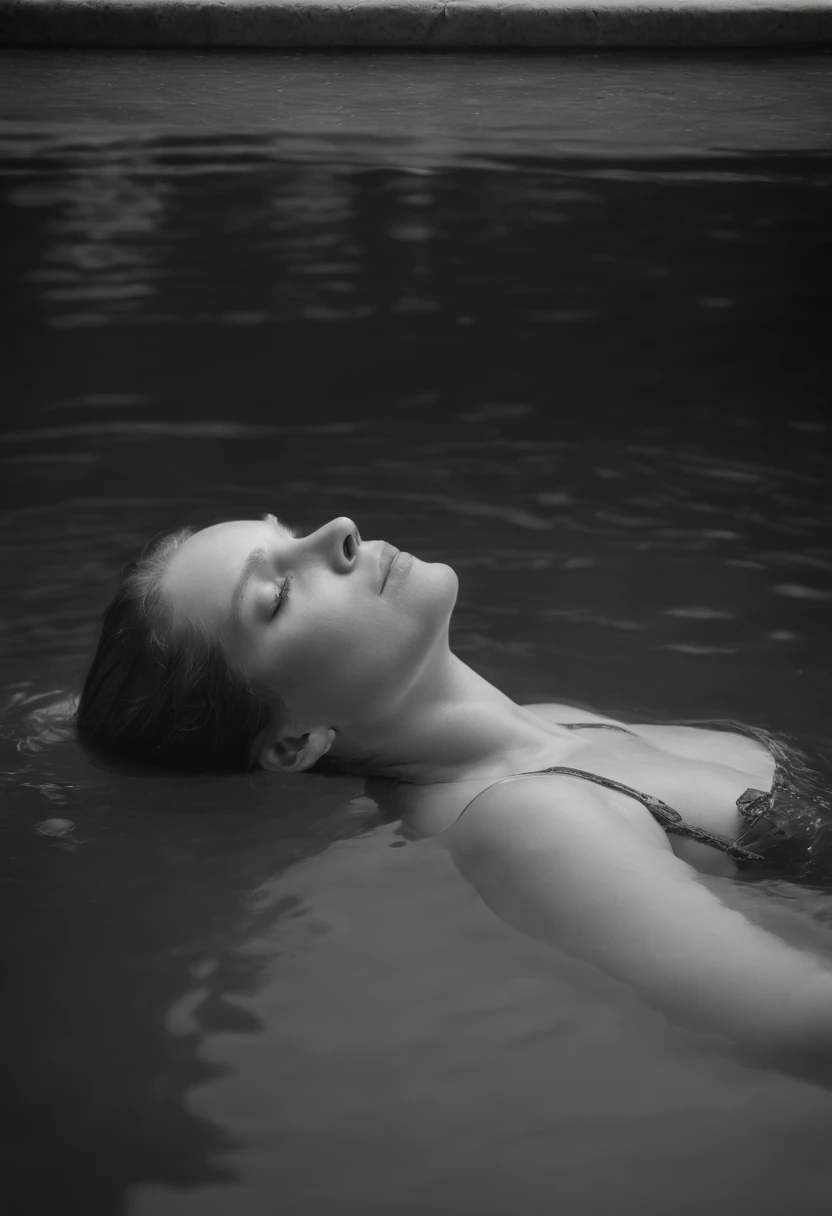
left=2, top=3, right=832, bottom=1214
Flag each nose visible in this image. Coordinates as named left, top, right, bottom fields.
left=310, top=516, right=361, bottom=572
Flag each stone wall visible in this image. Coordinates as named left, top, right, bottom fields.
left=2, top=0, right=832, bottom=49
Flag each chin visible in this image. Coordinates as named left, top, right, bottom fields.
left=431, top=560, right=460, bottom=610
left=420, top=554, right=456, bottom=578
left=406, top=553, right=459, bottom=612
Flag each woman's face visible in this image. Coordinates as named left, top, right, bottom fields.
left=163, top=515, right=458, bottom=728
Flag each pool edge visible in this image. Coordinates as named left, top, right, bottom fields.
left=2, top=0, right=832, bottom=50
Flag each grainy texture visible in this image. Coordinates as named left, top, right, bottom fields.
left=1, top=0, right=832, bottom=48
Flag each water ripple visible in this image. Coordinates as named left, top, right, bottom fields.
left=773, top=584, right=832, bottom=602
left=2, top=421, right=358, bottom=442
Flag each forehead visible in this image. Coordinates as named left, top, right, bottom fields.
left=164, top=519, right=271, bottom=627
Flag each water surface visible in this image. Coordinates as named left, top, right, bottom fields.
left=2, top=48, right=832, bottom=1216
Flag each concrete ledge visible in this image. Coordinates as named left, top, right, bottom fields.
left=2, top=0, right=832, bottom=49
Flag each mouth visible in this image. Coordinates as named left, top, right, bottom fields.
left=379, top=543, right=400, bottom=593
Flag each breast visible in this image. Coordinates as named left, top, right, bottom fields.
left=630, top=724, right=776, bottom=790
left=370, top=734, right=768, bottom=867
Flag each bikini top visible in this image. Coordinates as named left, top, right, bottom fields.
left=454, top=722, right=765, bottom=864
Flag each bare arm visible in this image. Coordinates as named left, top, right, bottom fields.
left=443, top=776, right=832, bottom=1063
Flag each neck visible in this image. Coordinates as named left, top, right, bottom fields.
left=331, top=647, right=568, bottom=787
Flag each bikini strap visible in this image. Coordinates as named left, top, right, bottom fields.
left=560, top=722, right=636, bottom=735
left=454, top=766, right=764, bottom=864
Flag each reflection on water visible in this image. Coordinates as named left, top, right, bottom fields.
left=2, top=87, right=832, bottom=1216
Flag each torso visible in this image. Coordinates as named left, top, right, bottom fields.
left=368, top=704, right=776, bottom=878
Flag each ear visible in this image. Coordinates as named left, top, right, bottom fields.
left=257, top=726, right=336, bottom=774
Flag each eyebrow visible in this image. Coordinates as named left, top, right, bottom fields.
left=230, top=517, right=300, bottom=623
left=264, top=513, right=300, bottom=538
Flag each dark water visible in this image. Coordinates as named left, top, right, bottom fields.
left=2, top=49, right=832, bottom=1216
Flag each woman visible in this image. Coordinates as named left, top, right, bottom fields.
left=78, top=513, right=832, bottom=1074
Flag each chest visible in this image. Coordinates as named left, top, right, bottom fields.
left=393, top=734, right=769, bottom=865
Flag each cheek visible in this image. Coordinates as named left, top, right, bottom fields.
left=278, top=613, right=413, bottom=706
left=268, top=565, right=456, bottom=703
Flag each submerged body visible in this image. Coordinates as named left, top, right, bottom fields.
left=370, top=703, right=832, bottom=1069
left=79, top=513, right=832, bottom=1076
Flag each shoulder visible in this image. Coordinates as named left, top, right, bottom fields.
left=442, top=768, right=676, bottom=914
left=368, top=771, right=573, bottom=845
left=397, top=767, right=671, bottom=859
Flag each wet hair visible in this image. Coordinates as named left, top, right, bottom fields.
left=76, top=528, right=278, bottom=773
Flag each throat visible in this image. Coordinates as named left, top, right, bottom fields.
left=339, top=656, right=576, bottom=787
left=376, top=710, right=577, bottom=788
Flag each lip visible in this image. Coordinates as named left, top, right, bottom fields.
left=379, top=543, right=400, bottom=593
left=383, top=550, right=414, bottom=593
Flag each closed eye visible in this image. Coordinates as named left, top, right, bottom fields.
left=270, top=575, right=292, bottom=619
